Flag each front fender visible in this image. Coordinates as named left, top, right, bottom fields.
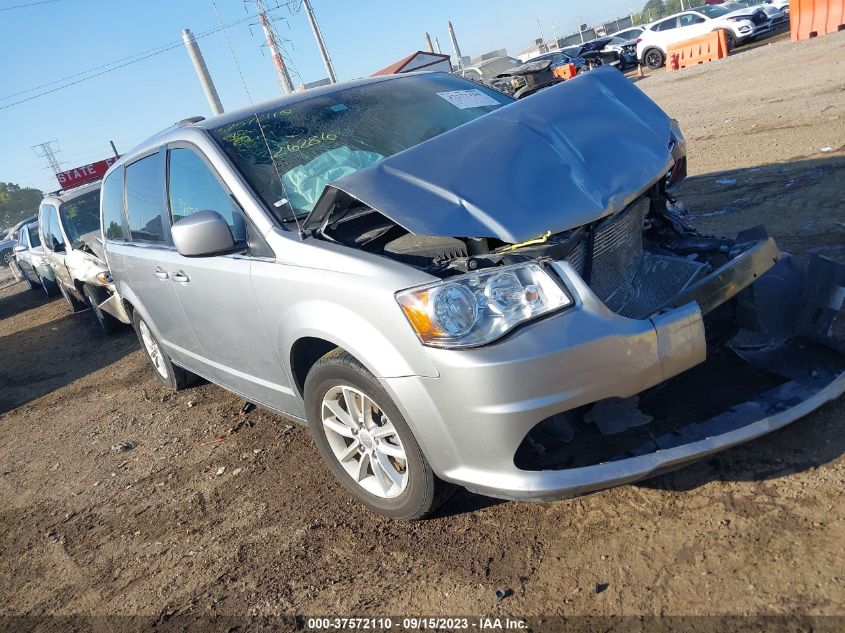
left=278, top=298, right=438, bottom=381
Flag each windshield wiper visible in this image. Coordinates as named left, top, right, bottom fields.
left=281, top=212, right=310, bottom=224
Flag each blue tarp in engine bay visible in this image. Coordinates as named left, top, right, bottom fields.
left=306, top=67, right=675, bottom=243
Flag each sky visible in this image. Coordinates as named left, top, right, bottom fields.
left=0, top=0, right=639, bottom=193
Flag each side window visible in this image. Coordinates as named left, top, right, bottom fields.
left=40, top=204, right=64, bottom=251
left=28, top=224, right=41, bottom=248
left=19, top=227, right=29, bottom=248
left=38, top=204, right=52, bottom=250
left=656, top=18, right=679, bottom=31
left=125, top=153, right=166, bottom=243
left=679, top=14, right=705, bottom=27
left=167, top=147, right=246, bottom=243
left=48, top=206, right=65, bottom=251
left=101, top=167, right=126, bottom=241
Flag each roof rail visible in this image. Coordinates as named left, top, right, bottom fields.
left=176, top=116, right=205, bottom=126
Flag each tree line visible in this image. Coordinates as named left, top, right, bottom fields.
left=0, top=182, right=43, bottom=231
left=633, top=0, right=697, bottom=25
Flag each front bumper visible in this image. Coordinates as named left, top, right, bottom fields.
left=384, top=247, right=845, bottom=501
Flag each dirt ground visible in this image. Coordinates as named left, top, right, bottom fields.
left=1, top=30, right=844, bottom=631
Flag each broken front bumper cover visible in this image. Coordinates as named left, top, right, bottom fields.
left=385, top=246, right=845, bottom=502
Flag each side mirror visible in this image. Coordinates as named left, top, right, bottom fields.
left=13, top=244, right=26, bottom=253
left=171, top=210, right=237, bottom=257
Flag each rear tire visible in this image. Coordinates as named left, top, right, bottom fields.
left=39, top=275, right=58, bottom=297
left=23, top=271, right=37, bottom=291
left=131, top=311, right=198, bottom=390
left=58, top=282, right=87, bottom=313
left=644, top=48, right=665, bottom=69
left=304, top=349, right=454, bottom=520
left=1, top=248, right=13, bottom=267
left=9, top=260, right=24, bottom=282
left=83, top=284, right=122, bottom=334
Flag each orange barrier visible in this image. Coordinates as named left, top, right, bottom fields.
left=666, top=30, right=729, bottom=71
left=552, top=63, right=577, bottom=81
left=790, top=0, right=845, bottom=40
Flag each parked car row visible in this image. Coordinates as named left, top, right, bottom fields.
left=8, top=68, right=844, bottom=522
left=10, top=181, right=123, bottom=333
left=636, top=3, right=787, bottom=69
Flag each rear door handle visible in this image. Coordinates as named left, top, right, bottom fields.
left=171, top=271, right=190, bottom=283
left=153, top=267, right=169, bottom=280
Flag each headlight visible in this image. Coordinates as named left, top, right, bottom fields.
left=395, top=263, right=572, bottom=348
left=96, top=271, right=113, bottom=285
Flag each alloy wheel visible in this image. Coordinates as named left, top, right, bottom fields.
left=139, top=320, right=168, bottom=379
left=321, top=385, right=409, bottom=499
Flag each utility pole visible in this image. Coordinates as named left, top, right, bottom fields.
left=302, top=0, right=337, bottom=83
left=31, top=140, right=63, bottom=176
left=254, top=0, right=294, bottom=94
left=181, top=28, right=224, bottom=115
left=577, top=18, right=584, bottom=44
left=537, top=17, right=544, bottom=43
left=551, top=22, right=559, bottom=47
left=448, top=21, right=462, bottom=68
left=424, top=32, right=434, bottom=53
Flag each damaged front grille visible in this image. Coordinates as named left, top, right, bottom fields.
left=563, top=197, right=710, bottom=319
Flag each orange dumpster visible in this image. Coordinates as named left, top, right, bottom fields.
left=790, top=0, right=845, bottom=40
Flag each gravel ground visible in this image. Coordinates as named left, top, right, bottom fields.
left=1, top=30, right=844, bottom=631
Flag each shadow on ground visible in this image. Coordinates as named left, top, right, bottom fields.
left=0, top=286, right=137, bottom=414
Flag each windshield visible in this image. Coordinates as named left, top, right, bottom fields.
left=693, top=5, right=730, bottom=17
left=59, top=190, right=101, bottom=246
left=211, top=74, right=512, bottom=219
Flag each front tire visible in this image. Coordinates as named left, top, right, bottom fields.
left=643, top=48, right=665, bottom=69
left=1, top=249, right=13, bottom=267
left=58, top=282, right=87, bottom=313
left=304, top=350, right=453, bottom=520
left=131, top=311, right=197, bottom=390
left=719, top=29, right=736, bottom=51
left=83, top=284, right=122, bottom=334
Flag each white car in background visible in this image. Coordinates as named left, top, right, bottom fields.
left=608, top=26, right=645, bottom=41
left=637, top=5, right=771, bottom=68
left=725, top=0, right=789, bottom=27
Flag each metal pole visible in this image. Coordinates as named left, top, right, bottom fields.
left=424, top=32, right=434, bottom=53
left=255, top=0, right=294, bottom=94
left=577, top=19, right=584, bottom=43
left=109, top=141, right=119, bottom=158
left=302, top=0, right=337, bottom=83
left=181, top=28, right=224, bottom=115
left=435, top=36, right=442, bottom=54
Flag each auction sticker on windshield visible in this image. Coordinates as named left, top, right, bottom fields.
left=437, top=89, right=501, bottom=109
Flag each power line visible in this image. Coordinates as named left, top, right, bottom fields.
left=0, top=0, right=58, bottom=12
left=0, top=4, right=295, bottom=111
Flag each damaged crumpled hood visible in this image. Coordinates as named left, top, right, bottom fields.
left=307, top=67, right=674, bottom=243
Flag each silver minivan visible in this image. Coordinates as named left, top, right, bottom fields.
left=39, top=183, right=123, bottom=333
left=102, top=70, right=845, bottom=520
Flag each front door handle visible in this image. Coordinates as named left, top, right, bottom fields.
left=171, top=271, right=190, bottom=283
left=153, top=267, right=169, bottom=280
